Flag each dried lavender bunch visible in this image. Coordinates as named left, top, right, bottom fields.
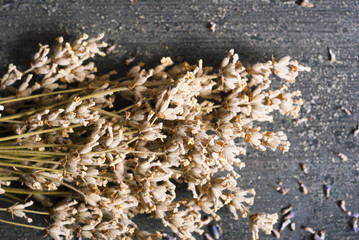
left=0, top=34, right=310, bottom=240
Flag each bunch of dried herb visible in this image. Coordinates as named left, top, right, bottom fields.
left=0, top=34, right=310, bottom=240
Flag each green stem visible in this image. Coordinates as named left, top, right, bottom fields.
left=3, top=193, right=25, bottom=203
left=0, top=197, right=17, bottom=204
left=2, top=187, right=70, bottom=196
left=0, top=218, right=46, bottom=230
left=0, top=176, right=19, bottom=181
left=0, top=124, right=83, bottom=142
left=0, top=87, right=87, bottom=105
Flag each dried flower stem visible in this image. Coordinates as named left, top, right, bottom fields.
left=0, top=197, right=18, bottom=205
left=0, top=162, right=63, bottom=173
left=0, top=87, right=87, bottom=105
left=0, top=124, right=84, bottom=142
left=0, top=144, right=84, bottom=150
left=2, top=193, right=25, bottom=203
left=2, top=187, right=70, bottom=196
left=0, top=176, right=19, bottom=181
left=0, top=208, right=50, bottom=215
left=88, top=106, right=124, bottom=120
left=0, top=150, right=69, bottom=156
left=0, top=218, right=46, bottom=230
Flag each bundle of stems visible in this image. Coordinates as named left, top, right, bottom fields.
left=0, top=34, right=310, bottom=240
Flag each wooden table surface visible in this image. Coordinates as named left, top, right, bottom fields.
left=0, top=0, right=358, bottom=239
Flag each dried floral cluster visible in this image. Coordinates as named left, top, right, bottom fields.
left=0, top=34, right=310, bottom=240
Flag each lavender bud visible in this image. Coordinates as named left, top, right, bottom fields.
left=284, top=211, right=295, bottom=220
left=210, top=225, right=220, bottom=239
left=325, top=185, right=331, bottom=200
left=353, top=218, right=359, bottom=233
left=280, top=219, right=291, bottom=232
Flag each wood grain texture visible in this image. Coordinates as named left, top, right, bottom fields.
left=0, top=0, right=358, bottom=239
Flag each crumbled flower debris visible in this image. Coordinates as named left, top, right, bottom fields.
left=0, top=34, right=310, bottom=240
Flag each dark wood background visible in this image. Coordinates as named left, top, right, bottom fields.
left=0, top=0, right=358, bottom=239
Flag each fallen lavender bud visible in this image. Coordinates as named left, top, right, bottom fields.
left=298, top=180, right=308, bottom=194
left=295, top=117, right=310, bottom=125
left=274, top=186, right=290, bottom=195
left=272, top=229, right=280, bottom=239
left=300, top=163, right=309, bottom=175
left=340, top=106, right=351, bottom=115
left=328, top=48, right=336, bottom=63
left=324, top=185, right=331, bottom=200
left=304, top=227, right=315, bottom=234
left=290, top=222, right=296, bottom=231
left=210, top=225, right=221, bottom=239
left=280, top=219, right=291, bottom=232
left=204, top=233, right=214, bottom=240
left=282, top=204, right=293, bottom=215
left=334, top=152, right=348, bottom=162
left=284, top=211, right=295, bottom=220
left=339, top=200, right=352, bottom=215
left=314, top=231, right=326, bottom=240
left=352, top=212, right=359, bottom=218
left=353, top=124, right=359, bottom=137
left=353, top=218, right=359, bottom=233
left=208, top=22, right=216, bottom=32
